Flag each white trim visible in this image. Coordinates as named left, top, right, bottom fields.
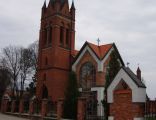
left=134, top=117, right=144, bottom=120
left=72, top=46, right=100, bottom=71
left=101, top=47, right=114, bottom=71
left=79, top=87, right=105, bottom=116
left=91, top=87, right=104, bottom=116
left=72, top=44, right=117, bottom=72
left=108, top=116, right=114, bottom=120
left=107, top=68, right=146, bottom=103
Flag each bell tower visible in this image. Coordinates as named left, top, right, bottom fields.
left=37, top=0, right=76, bottom=101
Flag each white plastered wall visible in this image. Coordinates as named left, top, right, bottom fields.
left=107, top=68, right=146, bottom=103
left=107, top=68, right=146, bottom=120
left=91, top=87, right=104, bottom=116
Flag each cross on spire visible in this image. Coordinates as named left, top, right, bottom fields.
left=97, top=38, right=100, bottom=46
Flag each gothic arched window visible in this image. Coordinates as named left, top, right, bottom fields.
left=45, top=57, right=48, bottom=65
left=43, top=74, right=46, bottom=81
left=66, top=29, right=69, bottom=47
left=42, top=85, right=48, bottom=99
left=80, top=62, right=96, bottom=91
left=60, top=26, right=64, bottom=45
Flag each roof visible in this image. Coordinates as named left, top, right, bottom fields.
left=122, top=67, right=146, bottom=88
left=73, top=41, right=124, bottom=66
left=88, top=42, right=113, bottom=60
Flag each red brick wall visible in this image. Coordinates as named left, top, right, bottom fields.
left=36, top=1, right=75, bottom=101
left=110, top=90, right=144, bottom=120
left=75, top=51, right=111, bottom=87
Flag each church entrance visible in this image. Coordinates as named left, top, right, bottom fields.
left=81, top=91, right=99, bottom=120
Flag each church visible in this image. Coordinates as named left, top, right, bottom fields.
left=0, top=0, right=150, bottom=120
left=36, top=0, right=125, bottom=116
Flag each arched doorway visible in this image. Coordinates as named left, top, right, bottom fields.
left=42, top=85, right=48, bottom=99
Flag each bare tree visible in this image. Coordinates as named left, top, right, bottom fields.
left=2, top=46, right=21, bottom=97
left=25, top=41, right=38, bottom=98
left=28, top=41, right=38, bottom=82
left=29, top=41, right=38, bottom=71
left=0, top=65, right=12, bottom=101
left=19, top=48, right=33, bottom=97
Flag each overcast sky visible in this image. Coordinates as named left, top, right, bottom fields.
left=0, top=0, right=156, bottom=99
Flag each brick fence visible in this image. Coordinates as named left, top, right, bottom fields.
left=145, top=99, right=156, bottom=119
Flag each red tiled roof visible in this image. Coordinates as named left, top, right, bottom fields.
left=72, top=41, right=124, bottom=66
left=87, top=42, right=113, bottom=59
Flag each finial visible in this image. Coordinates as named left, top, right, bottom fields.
left=97, top=38, right=100, bottom=46
left=126, top=62, right=130, bottom=67
left=137, top=63, right=141, bottom=72
left=137, top=64, right=141, bottom=80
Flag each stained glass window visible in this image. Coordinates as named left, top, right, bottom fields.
left=80, top=62, right=96, bottom=91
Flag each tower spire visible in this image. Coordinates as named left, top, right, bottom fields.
left=70, top=0, right=75, bottom=20
left=42, top=0, right=46, bottom=9
left=71, top=0, right=75, bottom=10
left=137, top=65, right=141, bottom=80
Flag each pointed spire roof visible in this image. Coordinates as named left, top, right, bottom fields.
left=137, top=66, right=141, bottom=80
left=137, top=66, right=141, bottom=72
left=71, top=0, right=75, bottom=9
left=42, top=0, right=46, bottom=9
left=48, top=0, right=55, bottom=6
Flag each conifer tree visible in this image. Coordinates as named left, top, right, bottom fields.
left=103, top=50, right=121, bottom=119
left=63, top=71, right=79, bottom=119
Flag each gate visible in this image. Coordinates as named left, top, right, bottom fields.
left=83, top=91, right=104, bottom=120
left=145, top=100, right=156, bottom=120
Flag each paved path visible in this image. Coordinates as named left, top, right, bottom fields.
left=0, top=113, right=28, bottom=120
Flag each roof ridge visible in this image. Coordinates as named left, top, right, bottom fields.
left=87, top=41, right=113, bottom=47
left=122, top=66, right=146, bottom=88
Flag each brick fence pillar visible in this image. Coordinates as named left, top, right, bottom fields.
left=77, top=97, right=86, bottom=120
left=19, top=99, right=24, bottom=114
left=29, top=100, right=34, bottom=115
left=57, top=98, right=64, bottom=120
left=1, top=99, right=4, bottom=112
left=41, top=99, right=48, bottom=117
left=11, top=100, right=16, bottom=113
left=4, top=99, right=9, bottom=113
left=1, top=98, right=9, bottom=113
left=1, top=99, right=5, bottom=112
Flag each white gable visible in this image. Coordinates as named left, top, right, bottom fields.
left=72, top=45, right=100, bottom=71
left=107, top=68, right=146, bottom=103
left=72, top=44, right=115, bottom=72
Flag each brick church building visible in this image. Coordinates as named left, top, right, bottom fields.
left=1, top=0, right=150, bottom=119
left=36, top=0, right=125, bottom=116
